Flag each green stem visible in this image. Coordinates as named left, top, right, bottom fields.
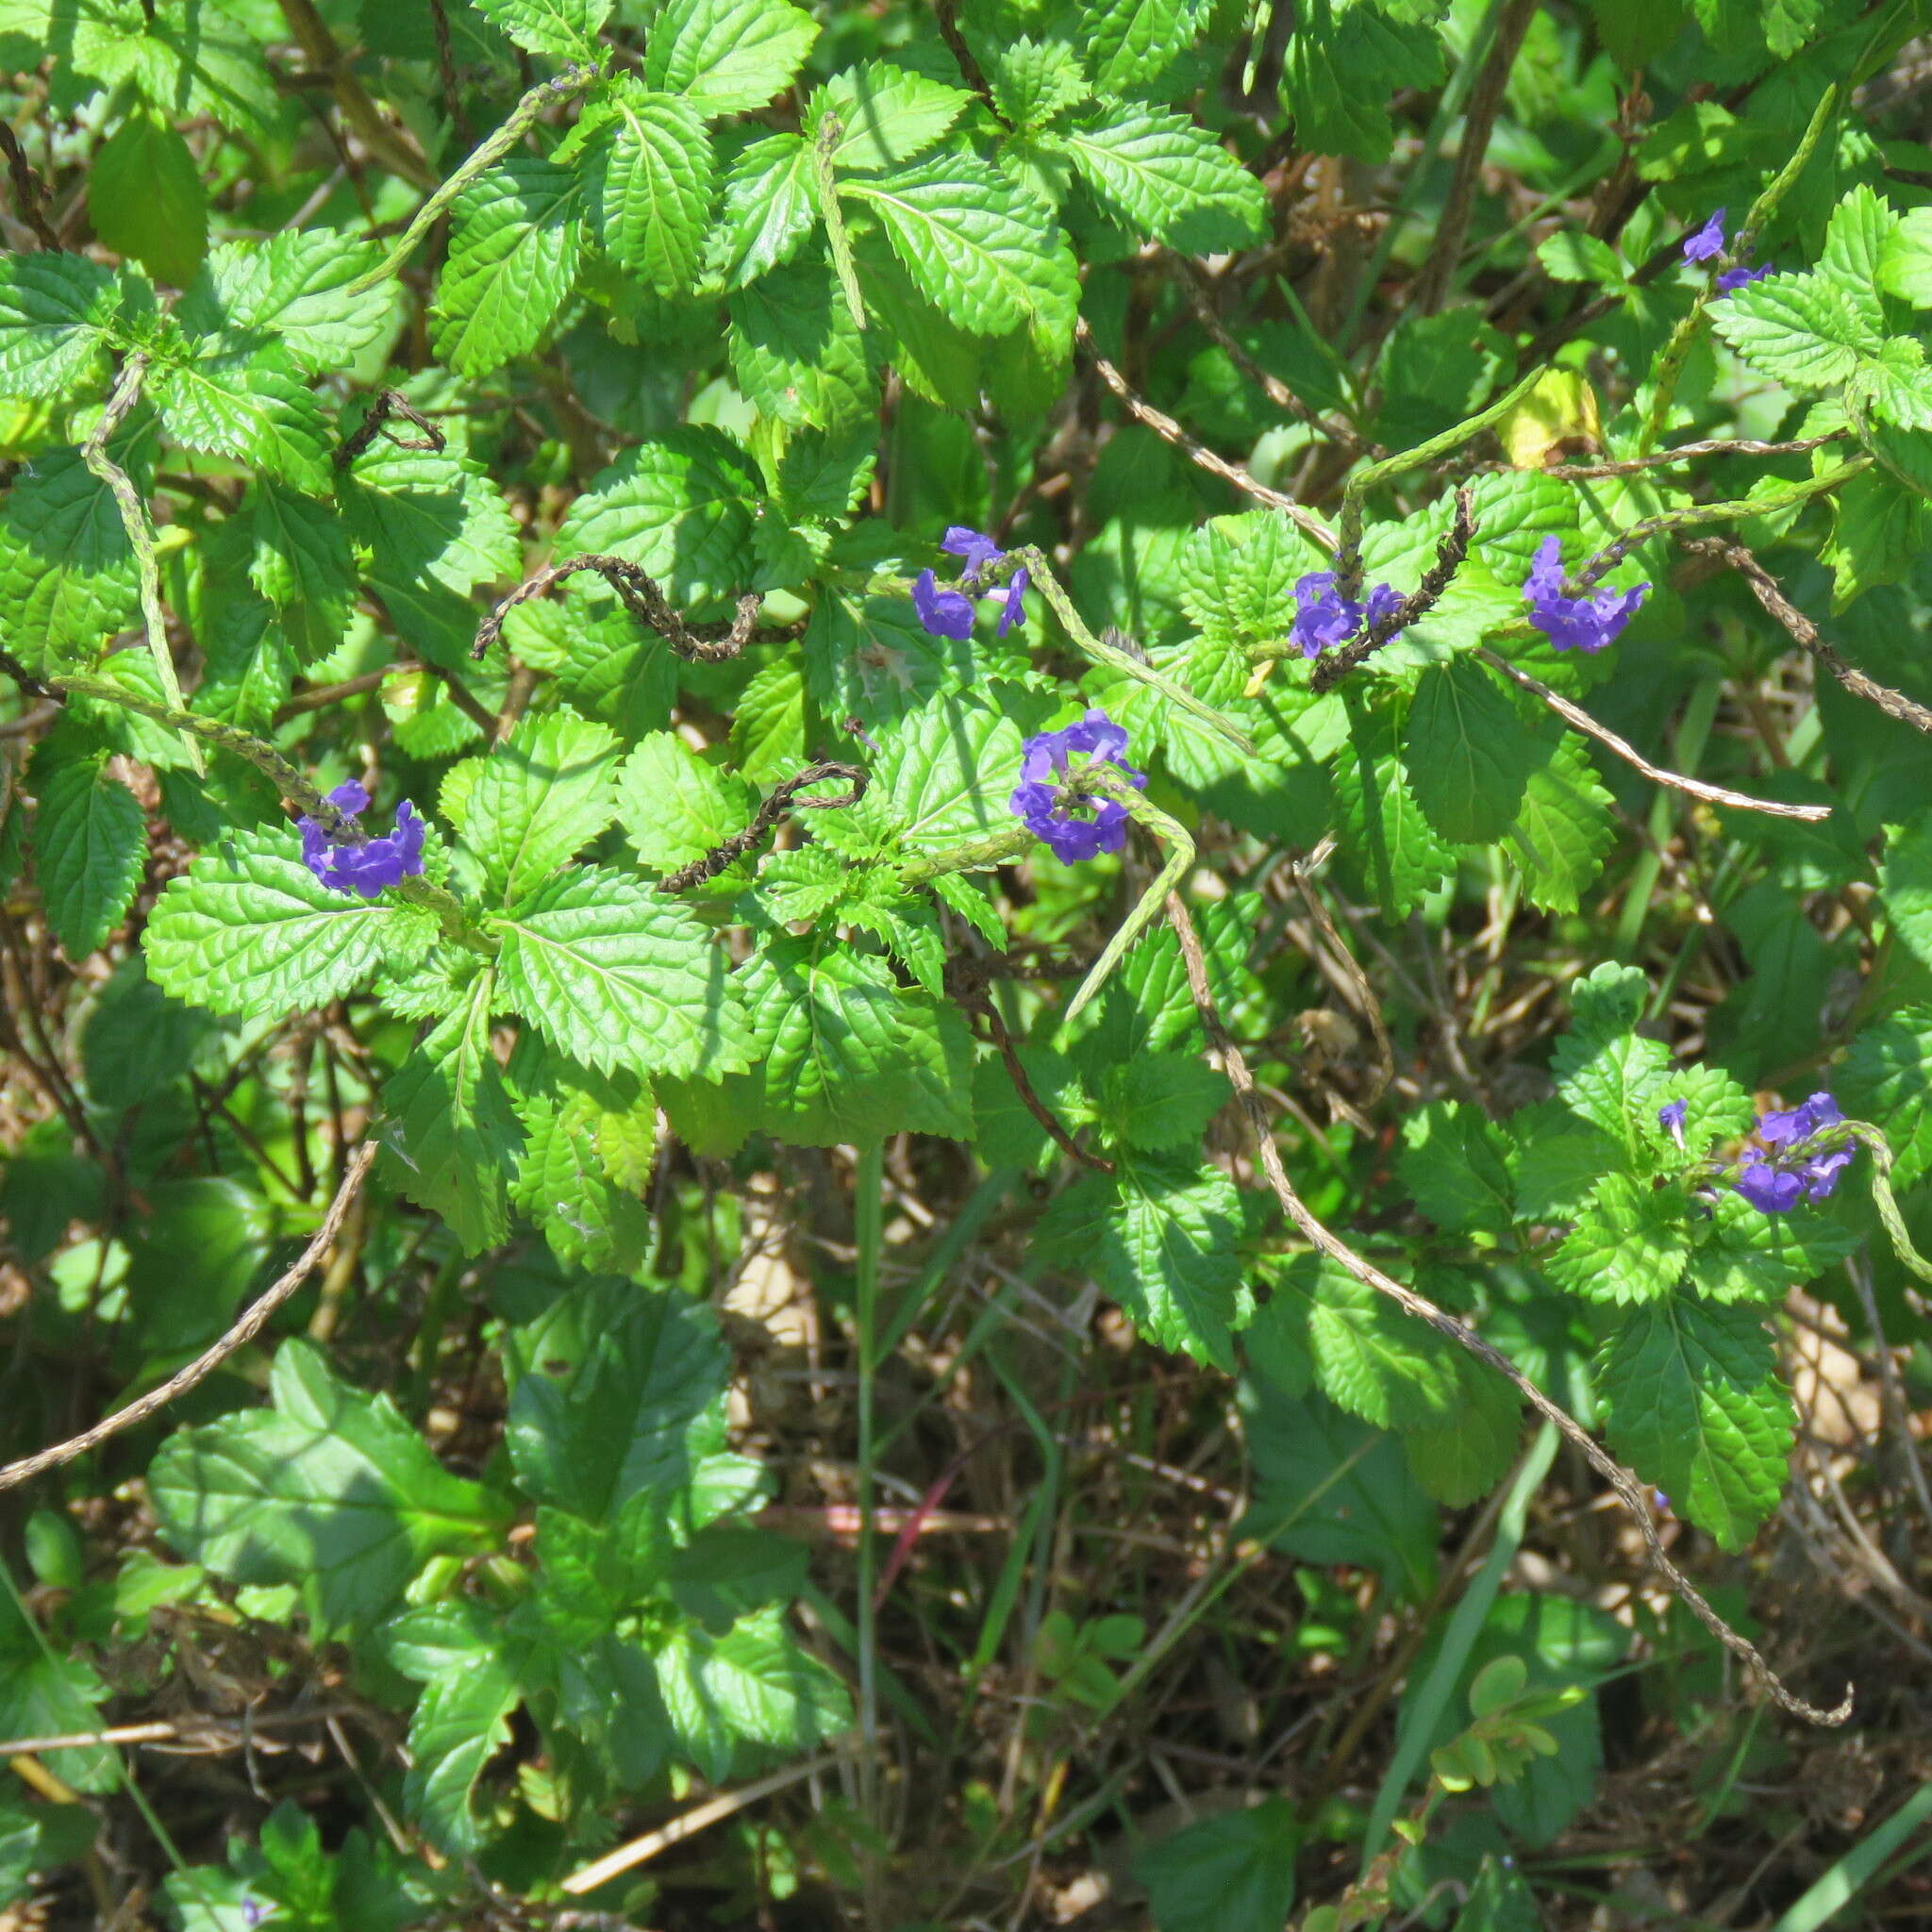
left=1008, top=546, right=1255, bottom=756
left=1574, top=460, right=1865, bottom=588
left=52, top=674, right=358, bottom=837
left=852, top=1138, right=885, bottom=1922
left=1057, top=774, right=1195, bottom=1030
left=1331, top=366, right=1548, bottom=595
left=1638, top=87, right=1838, bottom=451
left=1841, top=1122, right=1932, bottom=1288
left=401, top=877, right=499, bottom=956
left=81, top=356, right=201, bottom=775
left=344, top=62, right=604, bottom=296
left=813, top=116, right=869, bottom=334
left=895, top=824, right=1034, bottom=887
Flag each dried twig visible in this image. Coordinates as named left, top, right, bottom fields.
left=1477, top=648, right=1834, bottom=821
left=334, top=388, right=447, bottom=468
left=1408, top=0, right=1540, bottom=315
left=657, top=760, right=867, bottom=892
left=1162, top=891, right=1851, bottom=1727
left=561, top=1754, right=840, bottom=1894
left=1167, top=254, right=1375, bottom=457
left=1523, top=432, right=1848, bottom=480
left=1286, top=864, right=1392, bottom=1105
left=1074, top=319, right=1338, bottom=551
left=1684, top=537, right=1932, bottom=736
left=0, top=1141, right=379, bottom=1495
left=1309, top=486, right=1475, bottom=692
left=0, top=120, right=60, bottom=250
left=473, top=554, right=762, bottom=664
left=426, top=0, right=471, bottom=142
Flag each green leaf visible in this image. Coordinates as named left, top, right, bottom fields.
left=554, top=427, right=763, bottom=608
left=1093, top=1053, right=1231, bottom=1152
left=1711, top=271, right=1884, bottom=391
left=1402, top=658, right=1543, bottom=844
left=31, top=752, right=145, bottom=957
left=1879, top=205, right=1932, bottom=307
left=506, top=1279, right=729, bottom=1518
left=1595, top=1296, right=1790, bottom=1552
left=713, top=132, right=817, bottom=287
left=0, top=1565, right=113, bottom=1793
left=148, top=1341, right=511, bottom=1627
left=585, top=80, right=715, bottom=296
left=248, top=480, right=357, bottom=663
left=176, top=230, right=396, bottom=375
left=643, top=0, right=817, bottom=112
left=1241, top=1385, right=1438, bottom=1600
left=1404, top=1358, right=1524, bottom=1507
left=1400, top=1101, right=1515, bottom=1233
left=816, top=691, right=1024, bottom=855
left=808, top=61, right=969, bottom=172
left=740, top=937, right=974, bottom=1144
left=90, top=108, right=207, bottom=289
left=340, top=439, right=522, bottom=655
left=656, top=1604, right=851, bottom=1782
left=1078, top=0, right=1193, bottom=91
left=472, top=0, right=608, bottom=59
left=1507, top=735, right=1617, bottom=915
left=728, top=249, right=874, bottom=429
left=615, top=730, right=758, bottom=874
left=153, top=337, right=332, bottom=492
left=1038, top=1156, right=1252, bottom=1370
left=843, top=155, right=1058, bottom=338
left=383, top=1606, right=522, bottom=1855
left=1840, top=1007, right=1932, bottom=1190
left=1685, top=1188, right=1859, bottom=1303
left=1136, top=1797, right=1298, bottom=1932
left=492, top=864, right=753, bottom=1081
left=0, top=252, right=116, bottom=400
left=1825, top=466, right=1932, bottom=607
left=509, top=1086, right=654, bottom=1274
left=1058, top=108, right=1267, bottom=251
left=80, top=953, right=214, bottom=1109
left=1331, top=699, right=1461, bottom=919
left=442, top=708, right=620, bottom=907
left=384, top=974, right=525, bottom=1256
left=1556, top=1030, right=1672, bottom=1166
left=1881, top=807, right=1932, bottom=974
left=431, top=159, right=583, bottom=377
left=1547, top=1174, right=1691, bottom=1305
left=144, top=826, right=436, bottom=1019
left=1280, top=4, right=1445, bottom=165
left=1305, top=1269, right=1465, bottom=1430
left=987, top=36, right=1088, bottom=130
left=0, top=445, right=138, bottom=663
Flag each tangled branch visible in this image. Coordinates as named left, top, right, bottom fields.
left=657, top=760, right=868, bottom=893
left=1309, top=487, right=1477, bottom=693
left=473, top=554, right=764, bottom=663
left=334, top=388, right=447, bottom=468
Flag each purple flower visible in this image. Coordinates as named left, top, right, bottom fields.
left=942, top=525, right=1004, bottom=586
left=1682, top=208, right=1727, bottom=263
left=1757, top=1091, right=1841, bottom=1147
left=996, top=565, right=1031, bottom=638
left=1524, top=537, right=1648, bottom=653
left=913, top=526, right=1028, bottom=639
left=1291, top=573, right=1364, bottom=658
left=1716, top=263, right=1774, bottom=295
left=913, top=569, right=975, bottom=640
left=1731, top=1091, right=1855, bottom=1213
left=1009, top=708, right=1146, bottom=864
left=298, top=779, right=425, bottom=899
left=1364, top=583, right=1406, bottom=632
left=1654, top=1490, right=1672, bottom=1513
left=1658, top=1099, right=1688, bottom=1149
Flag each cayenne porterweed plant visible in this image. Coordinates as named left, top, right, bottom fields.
left=6, top=2, right=1932, bottom=1928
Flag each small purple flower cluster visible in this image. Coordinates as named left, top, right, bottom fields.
left=1732, top=1091, right=1855, bottom=1214
left=1290, top=572, right=1405, bottom=658
left=1524, top=538, right=1648, bottom=654
left=913, top=526, right=1029, bottom=641
left=1681, top=208, right=1774, bottom=296
left=299, top=780, right=425, bottom=899
left=1009, top=708, right=1145, bottom=863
